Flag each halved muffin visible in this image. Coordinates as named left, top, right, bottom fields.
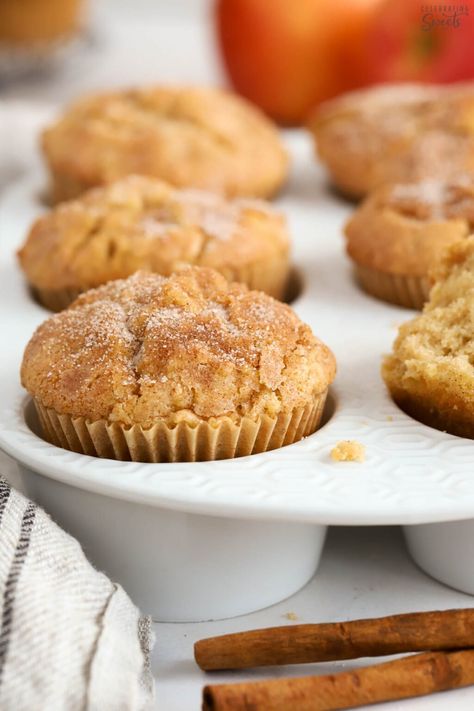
left=382, top=237, right=474, bottom=438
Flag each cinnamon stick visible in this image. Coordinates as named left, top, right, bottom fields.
left=195, top=608, right=474, bottom=671
left=202, top=648, right=474, bottom=711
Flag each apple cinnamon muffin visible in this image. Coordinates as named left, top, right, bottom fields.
left=21, top=268, right=336, bottom=461
left=382, top=237, right=474, bottom=438
left=309, top=82, right=474, bottom=200
left=345, top=175, right=474, bottom=309
left=41, top=86, right=289, bottom=202
left=17, top=175, right=291, bottom=311
left=0, top=0, right=82, bottom=44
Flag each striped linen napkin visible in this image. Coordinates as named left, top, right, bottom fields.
left=0, top=477, right=155, bottom=710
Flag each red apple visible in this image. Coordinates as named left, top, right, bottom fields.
left=363, top=0, right=474, bottom=84
left=215, top=0, right=382, bottom=125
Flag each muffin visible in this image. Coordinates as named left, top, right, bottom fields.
left=17, top=175, right=291, bottom=311
left=382, top=237, right=474, bottom=438
left=345, top=176, right=474, bottom=309
left=309, top=82, right=474, bottom=200
left=0, top=0, right=82, bottom=44
left=41, top=86, right=289, bottom=202
left=21, top=268, right=336, bottom=462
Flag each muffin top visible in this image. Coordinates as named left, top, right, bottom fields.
left=41, top=86, right=289, bottom=199
left=18, top=175, right=290, bottom=293
left=311, top=83, right=441, bottom=162
left=381, top=176, right=474, bottom=222
left=311, top=82, right=474, bottom=147
left=313, top=82, right=439, bottom=124
left=313, top=83, right=440, bottom=124
left=345, top=176, right=474, bottom=276
left=382, top=237, right=474, bottom=420
left=21, top=268, right=336, bottom=427
left=310, top=82, right=474, bottom=194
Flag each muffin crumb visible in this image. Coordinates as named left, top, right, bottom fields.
left=382, top=236, right=474, bottom=439
left=284, top=612, right=298, bottom=621
left=330, top=440, right=366, bottom=463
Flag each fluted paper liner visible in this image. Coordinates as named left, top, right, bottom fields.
left=31, top=256, right=291, bottom=312
left=355, top=265, right=431, bottom=310
left=32, top=285, right=83, bottom=312
left=392, top=393, right=474, bottom=441
left=230, top=254, right=291, bottom=301
left=34, top=391, right=327, bottom=462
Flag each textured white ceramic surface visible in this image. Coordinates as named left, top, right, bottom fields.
left=19, top=458, right=327, bottom=621
left=405, top=522, right=474, bottom=596
left=1, top=132, right=474, bottom=526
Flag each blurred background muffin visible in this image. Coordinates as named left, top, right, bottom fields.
left=0, top=0, right=83, bottom=45
left=0, top=0, right=86, bottom=82
left=18, top=175, right=291, bottom=310
left=309, top=83, right=474, bottom=199
left=41, top=86, right=289, bottom=202
left=345, top=175, right=474, bottom=308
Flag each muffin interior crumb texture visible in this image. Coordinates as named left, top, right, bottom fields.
left=382, top=237, right=474, bottom=437
left=330, top=440, right=366, bottom=463
left=21, top=268, right=336, bottom=428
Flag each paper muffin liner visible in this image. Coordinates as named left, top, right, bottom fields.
left=31, top=285, right=83, bottom=312
left=33, top=391, right=327, bottom=463
left=49, top=171, right=92, bottom=204
left=392, top=392, right=474, bottom=440
left=226, top=254, right=291, bottom=301
left=355, top=265, right=431, bottom=310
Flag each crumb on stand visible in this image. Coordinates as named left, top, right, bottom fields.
left=330, top=440, right=366, bottom=463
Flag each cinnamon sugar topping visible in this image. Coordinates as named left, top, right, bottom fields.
left=387, top=176, right=474, bottom=222
left=17, top=175, right=290, bottom=302
left=21, top=268, right=336, bottom=428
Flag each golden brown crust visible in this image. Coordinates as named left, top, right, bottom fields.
left=17, top=175, right=291, bottom=304
left=41, top=86, right=289, bottom=201
left=21, top=268, right=336, bottom=428
left=310, top=83, right=474, bottom=199
left=382, top=237, right=474, bottom=438
left=345, top=177, right=474, bottom=278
